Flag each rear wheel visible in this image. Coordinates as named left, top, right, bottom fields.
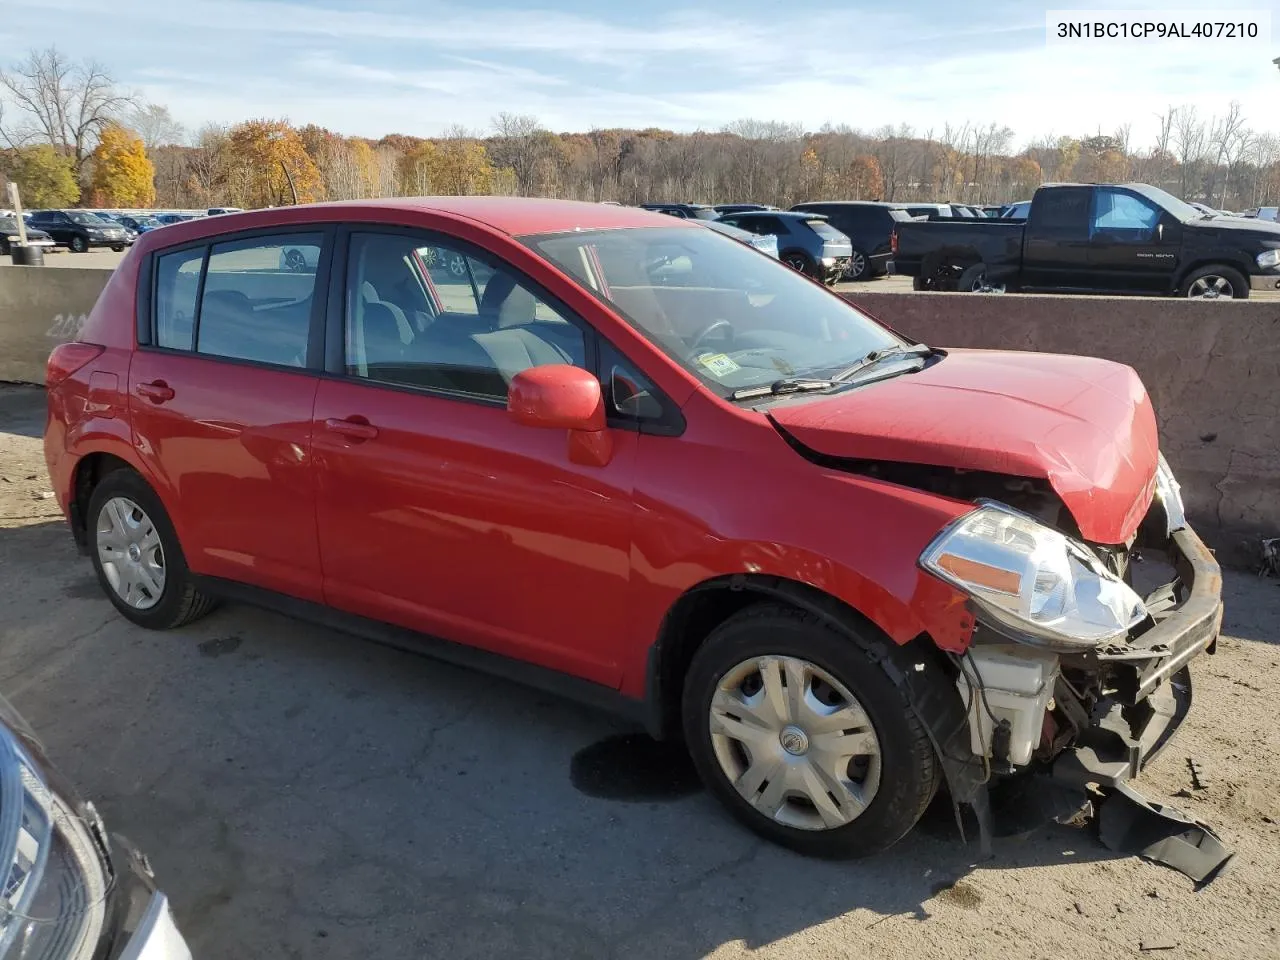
left=783, top=252, right=814, bottom=277
left=682, top=603, right=942, bottom=858
left=957, top=263, right=1005, bottom=293
left=87, top=469, right=218, bottom=630
left=1179, top=265, right=1248, bottom=300
left=69, top=235, right=88, bottom=253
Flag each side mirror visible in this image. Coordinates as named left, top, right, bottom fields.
left=508, top=364, right=612, bottom=466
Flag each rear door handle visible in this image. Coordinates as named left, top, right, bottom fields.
left=136, top=380, right=175, bottom=404
left=323, top=417, right=379, bottom=441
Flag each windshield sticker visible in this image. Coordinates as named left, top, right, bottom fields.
left=698, top=353, right=741, bottom=377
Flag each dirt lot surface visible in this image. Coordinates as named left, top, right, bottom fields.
left=2, top=383, right=1278, bottom=959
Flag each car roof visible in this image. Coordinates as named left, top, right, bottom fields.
left=729, top=210, right=825, bottom=219
left=133, top=197, right=691, bottom=245
left=793, top=201, right=895, bottom=208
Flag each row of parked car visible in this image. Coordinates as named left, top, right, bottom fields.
left=1, top=207, right=243, bottom=255
left=636, top=200, right=1002, bottom=283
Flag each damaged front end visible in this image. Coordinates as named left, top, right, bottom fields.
left=910, top=455, right=1225, bottom=872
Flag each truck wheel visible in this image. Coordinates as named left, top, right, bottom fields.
left=682, top=603, right=942, bottom=858
left=1179, top=265, right=1248, bottom=300
left=958, top=263, right=1005, bottom=293
left=69, top=235, right=88, bottom=253
left=912, top=277, right=930, bottom=291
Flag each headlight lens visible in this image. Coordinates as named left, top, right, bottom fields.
left=1256, top=249, right=1280, bottom=270
left=920, top=503, right=1147, bottom=650
left=1154, top=453, right=1186, bottom=534
left=0, top=729, right=109, bottom=958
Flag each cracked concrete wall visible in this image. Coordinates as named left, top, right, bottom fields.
left=0, top=267, right=117, bottom=383
left=844, top=290, right=1280, bottom=565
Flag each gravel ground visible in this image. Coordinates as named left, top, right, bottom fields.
left=2, top=383, right=1278, bottom=959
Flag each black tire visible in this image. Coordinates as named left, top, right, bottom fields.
left=782, top=252, right=814, bottom=277
left=1178, top=264, right=1249, bottom=300
left=0, top=239, right=9, bottom=257
left=86, top=469, right=218, bottom=630
left=69, top=235, right=88, bottom=253
left=111, top=245, right=124, bottom=252
left=911, top=277, right=929, bottom=291
left=957, top=263, right=1005, bottom=293
left=682, top=602, right=942, bottom=858
left=845, top=248, right=870, bottom=282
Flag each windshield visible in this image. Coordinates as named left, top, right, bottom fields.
left=134, top=216, right=159, bottom=226
left=1132, top=184, right=1202, bottom=222
left=524, top=226, right=901, bottom=394
left=689, top=208, right=720, bottom=221
left=68, top=212, right=107, bottom=224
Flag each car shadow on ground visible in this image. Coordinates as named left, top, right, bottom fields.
left=0, top=518, right=1155, bottom=960
left=0, top=384, right=45, bottom=439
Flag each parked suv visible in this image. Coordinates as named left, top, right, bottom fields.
left=716, top=210, right=852, bottom=283
left=639, top=203, right=720, bottom=220
left=46, top=198, right=1221, bottom=858
left=790, top=202, right=918, bottom=280
left=27, top=210, right=131, bottom=252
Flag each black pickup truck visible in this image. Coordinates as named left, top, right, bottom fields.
left=892, top=181, right=1280, bottom=299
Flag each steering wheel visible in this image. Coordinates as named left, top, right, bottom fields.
left=689, top=319, right=734, bottom=354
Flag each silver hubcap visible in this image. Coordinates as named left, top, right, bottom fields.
left=848, top=252, right=865, bottom=277
left=709, top=655, right=882, bottom=831
left=1189, top=275, right=1232, bottom=299
left=448, top=254, right=467, bottom=276
left=786, top=257, right=805, bottom=272
left=96, top=497, right=165, bottom=610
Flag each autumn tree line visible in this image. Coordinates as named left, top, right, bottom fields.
left=3, top=48, right=1279, bottom=214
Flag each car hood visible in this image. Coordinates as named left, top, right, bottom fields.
left=768, top=349, right=1159, bottom=544
left=1193, top=215, right=1280, bottom=238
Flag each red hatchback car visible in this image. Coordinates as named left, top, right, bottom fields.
left=44, top=198, right=1222, bottom=856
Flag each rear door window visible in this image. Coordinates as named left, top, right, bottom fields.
left=196, top=233, right=324, bottom=366
left=1029, top=188, right=1092, bottom=238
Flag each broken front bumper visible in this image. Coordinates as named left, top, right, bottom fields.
left=1053, top=525, right=1223, bottom=788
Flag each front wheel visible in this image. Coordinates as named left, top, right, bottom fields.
left=957, top=263, right=1005, bottom=293
left=1179, top=265, right=1248, bottom=300
left=844, top=248, right=869, bottom=282
left=87, top=469, right=218, bottom=630
left=682, top=603, right=942, bottom=858
left=111, top=245, right=124, bottom=252
left=69, top=235, right=88, bottom=253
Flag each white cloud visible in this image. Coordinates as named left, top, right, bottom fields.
left=6, top=0, right=1279, bottom=148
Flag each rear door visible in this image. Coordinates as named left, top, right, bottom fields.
left=129, top=228, right=331, bottom=602
left=1021, top=187, right=1093, bottom=289
left=311, top=228, right=642, bottom=685
left=1086, top=187, right=1180, bottom=293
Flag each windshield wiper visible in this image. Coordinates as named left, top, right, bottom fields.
left=729, top=378, right=837, bottom=401
left=831, top=343, right=932, bottom=382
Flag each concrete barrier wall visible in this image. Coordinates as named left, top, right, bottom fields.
left=1, top=266, right=1274, bottom=562
left=845, top=290, right=1280, bottom=563
left=0, top=266, right=116, bottom=383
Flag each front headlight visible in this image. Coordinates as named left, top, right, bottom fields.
left=0, top=730, right=109, bottom=959
left=1154, top=453, right=1186, bottom=534
left=1256, top=249, right=1280, bottom=270
left=920, top=502, right=1147, bottom=651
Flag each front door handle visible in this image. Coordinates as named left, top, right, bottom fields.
left=136, top=380, right=175, bottom=404
left=323, top=417, right=379, bottom=441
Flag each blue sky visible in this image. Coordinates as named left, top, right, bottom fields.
left=3, top=0, right=1277, bottom=147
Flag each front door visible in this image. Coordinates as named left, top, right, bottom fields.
left=311, top=230, right=638, bottom=686
left=1086, top=187, right=1181, bottom=293
left=128, top=230, right=329, bottom=602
